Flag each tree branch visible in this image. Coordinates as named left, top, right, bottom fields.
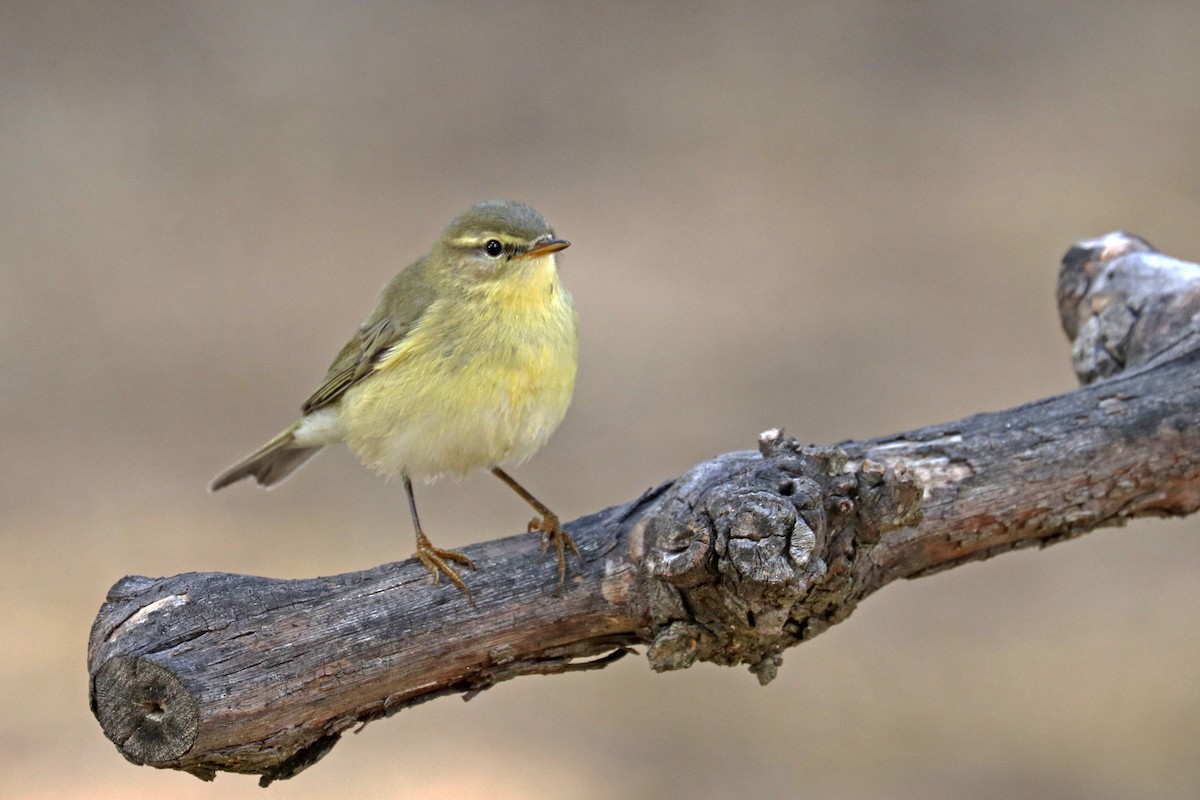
left=88, top=231, right=1200, bottom=784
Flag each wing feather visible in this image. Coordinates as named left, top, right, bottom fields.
left=301, top=317, right=403, bottom=413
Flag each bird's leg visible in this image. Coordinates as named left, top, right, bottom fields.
left=490, top=467, right=580, bottom=588
left=404, top=474, right=475, bottom=602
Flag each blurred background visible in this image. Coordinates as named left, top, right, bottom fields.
left=4, top=2, right=1200, bottom=798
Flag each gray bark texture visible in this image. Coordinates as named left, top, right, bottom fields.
left=88, top=231, right=1200, bottom=785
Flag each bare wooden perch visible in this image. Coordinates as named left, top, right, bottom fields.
left=89, top=232, right=1200, bottom=785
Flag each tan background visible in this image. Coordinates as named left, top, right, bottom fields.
left=5, top=2, right=1200, bottom=798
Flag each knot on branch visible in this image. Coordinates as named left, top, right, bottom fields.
left=644, top=430, right=923, bottom=684
left=1059, top=231, right=1200, bottom=384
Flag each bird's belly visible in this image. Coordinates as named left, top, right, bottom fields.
left=338, top=323, right=576, bottom=480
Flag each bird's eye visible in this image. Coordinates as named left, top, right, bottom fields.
left=484, top=239, right=504, bottom=258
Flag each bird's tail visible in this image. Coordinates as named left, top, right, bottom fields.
left=209, top=423, right=323, bottom=492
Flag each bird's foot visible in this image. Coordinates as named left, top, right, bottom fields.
left=414, top=532, right=476, bottom=603
left=529, top=512, right=581, bottom=589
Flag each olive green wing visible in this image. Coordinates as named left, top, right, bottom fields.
left=300, top=260, right=437, bottom=414
left=300, top=316, right=404, bottom=413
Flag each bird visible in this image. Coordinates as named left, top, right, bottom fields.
left=210, top=200, right=580, bottom=601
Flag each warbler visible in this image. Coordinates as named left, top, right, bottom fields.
left=210, top=200, right=580, bottom=599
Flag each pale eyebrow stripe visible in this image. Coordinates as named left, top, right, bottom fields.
left=449, top=233, right=526, bottom=248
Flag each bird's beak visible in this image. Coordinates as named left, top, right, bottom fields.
left=523, top=238, right=570, bottom=258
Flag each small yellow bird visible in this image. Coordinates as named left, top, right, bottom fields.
left=210, top=200, right=579, bottom=599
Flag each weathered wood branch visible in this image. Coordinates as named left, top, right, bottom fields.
left=89, top=232, right=1200, bottom=784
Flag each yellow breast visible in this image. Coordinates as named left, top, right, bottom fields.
left=338, top=255, right=578, bottom=480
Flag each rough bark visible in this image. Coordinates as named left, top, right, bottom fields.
left=89, top=231, right=1200, bottom=784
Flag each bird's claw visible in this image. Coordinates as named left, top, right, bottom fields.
left=414, top=532, right=476, bottom=603
left=529, top=512, right=581, bottom=589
